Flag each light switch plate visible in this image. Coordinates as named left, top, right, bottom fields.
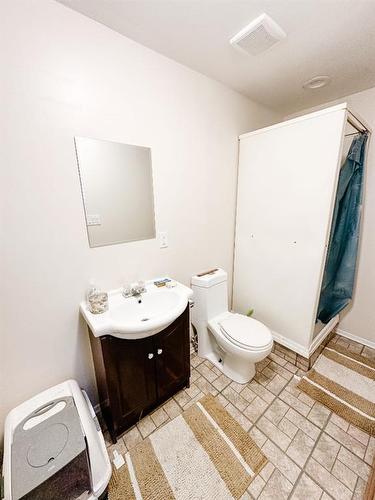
left=159, top=231, right=168, bottom=248
left=87, top=214, right=101, bottom=226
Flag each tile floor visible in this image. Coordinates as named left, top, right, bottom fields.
left=105, top=333, right=375, bottom=500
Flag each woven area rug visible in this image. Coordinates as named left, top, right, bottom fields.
left=109, top=395, right=267, bottom=500
left=298, top=343, right=375, bottom=435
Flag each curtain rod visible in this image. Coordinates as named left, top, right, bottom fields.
left=347, top=114, right=368, bottom=133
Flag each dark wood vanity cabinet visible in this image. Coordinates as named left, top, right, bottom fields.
left=89, top=305, right=190, bottom=443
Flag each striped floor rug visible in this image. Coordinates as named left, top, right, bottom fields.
left=298, top=343, right=375, bottom=435
left=109, top=395, right=267, bottom=500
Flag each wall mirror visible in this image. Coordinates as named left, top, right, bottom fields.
left=75, top=137, right=156, bottom=247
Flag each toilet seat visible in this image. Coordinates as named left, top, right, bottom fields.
left=218, top=314, right=272, bottom=351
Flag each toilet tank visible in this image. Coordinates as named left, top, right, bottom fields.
left=191, top=269, right=228, bottom=324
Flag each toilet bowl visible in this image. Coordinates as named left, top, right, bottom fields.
left=191, top=269, right=273, bottom=384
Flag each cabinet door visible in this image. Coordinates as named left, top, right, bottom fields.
left=154, top=307, right=190, bottom=400
left=101, top=335, right=157, bottom=433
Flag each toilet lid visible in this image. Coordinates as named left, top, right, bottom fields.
left=219, top=314, right=272, bottom=350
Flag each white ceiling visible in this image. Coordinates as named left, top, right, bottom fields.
left=57, top=0, right=375, bottom=114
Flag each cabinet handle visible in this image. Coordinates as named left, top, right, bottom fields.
left=148, top=353, right=154, bottom=359
left=157, top=348, right=163, bottom=355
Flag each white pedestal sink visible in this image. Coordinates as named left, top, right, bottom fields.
left=80, top=279, right=193, bottom=339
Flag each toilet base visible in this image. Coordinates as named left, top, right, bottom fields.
left=203, top=350, right=256, bottom=384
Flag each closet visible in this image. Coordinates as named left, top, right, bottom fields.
left=232, top=103, right=370, bottom=358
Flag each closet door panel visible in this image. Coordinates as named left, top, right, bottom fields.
left=233, top=108, right=346, bottom=352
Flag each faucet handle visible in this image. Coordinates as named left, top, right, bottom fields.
left=122, top=282, right=132, bottom=298
left=137, top=280, right=146, bottom=293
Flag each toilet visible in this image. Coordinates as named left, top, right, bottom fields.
left=191, top=269, right=273, bottom=384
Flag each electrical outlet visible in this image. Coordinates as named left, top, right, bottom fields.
left=159, top=231, right=168, bottom=248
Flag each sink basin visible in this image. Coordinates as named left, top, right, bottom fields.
left=80, top=279, right=193, bottom=339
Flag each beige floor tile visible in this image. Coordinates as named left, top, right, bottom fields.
left=203, top=359, right=221, bottom=376
left=240, top=386, right=257, bottom=403
left=337, top=446, right=371, bottom=481
left=225, top=403, right=252, bottom=431
left=307, top=402, right=331, bottom=428
left=230, top=380, right=247, bottom=393
left=268, top=352, right=287, bottom=366
left=262, top=439, right=301, bottom=483
left=190, top=368, right=200, bottom=383
left=312, top=432, right=340, bottom=471
left=240, top=491, right=251, bottom=500
left=365, top=436, right=375, bottom=465
left=256, top=357, right=271, bottom=372
left=196, top=362, right=218, bottom=382
left=285, top=377, right=302, bottom=398
left=262, top=366, right=277, bottom=381
left=173, top=390, right=191, bottom=407
left=264, top=398, right=289, bottom=425
left=247, top=474, right=266, bottom=498
left=122, top=425, right=143, bottom=450
left=184, top=383, right=201, bottom=399
left=212, top=373, right=231, bottom=391
left=215, top=392, right=229, bottom=407
left=267, top=361, right=294, bottom=381
left=249, top=426, right=268, bottom=448
left=222, top=385, right=248, bottom=411
left=258, top=468, right=293, bottom=500
left=279, top=390, right=310, bottom=417
left=329, top=413, right=349, bottom=432
left=278, top=416, right=298, bottom=439
left=332, top=459, right=358, bottom=491
left=163, top=398, right=182, bottom=418
left=195, top=375, right=218, bottom=396
left=352, top=477, right=367, bottom=500
left=284, top=362, right=299, bottom=374
left=321, top=493, right=333, bottom=500
left=305, top=457, right=352, bottom=500
left=259, top=461, right=275, bottom=482
left=150, top=406, right=169, bottom=427
left=182, top=391, right=205, bottom=409
left=348, top=343, right=363, bottom=354
left=249, top=380, right=275, bottom=404
left=286, top=429, right=315, bottom=467
left=362, top=346, right=375, bottom=361
left=266, top=374, right=289, bottom=395
left=291, top=473, right=322, bottom=500
left=325, top=421, right=366, bottom=459
left=257, top=415, right=291, bottom=451
left=347, top=424, right=370, bottom=446
left=297, top=391, right=315, bottom=407
left=190, top=354, right=204, bottom=368
left=285, top=408, right=320, bottom=440
left=137, top=415, right=156, bottom=438
left=243, top=396, right=268, bottom=423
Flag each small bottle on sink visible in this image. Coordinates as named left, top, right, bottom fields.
left=87, top=283, right=108, bottom=314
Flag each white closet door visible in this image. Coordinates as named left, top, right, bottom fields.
left=233, top=107, right=346, bottom=354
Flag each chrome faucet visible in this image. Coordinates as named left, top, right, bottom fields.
left=122, top=281, right=146, bottom=299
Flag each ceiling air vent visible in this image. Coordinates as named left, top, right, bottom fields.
left=230, top=13, right=286, bottom=56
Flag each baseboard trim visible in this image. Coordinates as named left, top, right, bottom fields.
left=336, top=328, right=375, bottom=350
left=271, top=331, right=309, bottom=358
left=309, top=315, right=339, bottom=356
left=271, top=316, right=338, bottom=359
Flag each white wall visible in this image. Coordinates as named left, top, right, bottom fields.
left=286, top=87, right=375, bottom=347
left=0, top=0, right=280, bottom=438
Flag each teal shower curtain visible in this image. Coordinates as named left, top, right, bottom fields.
left=317, top=132, right=368, bottom=324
